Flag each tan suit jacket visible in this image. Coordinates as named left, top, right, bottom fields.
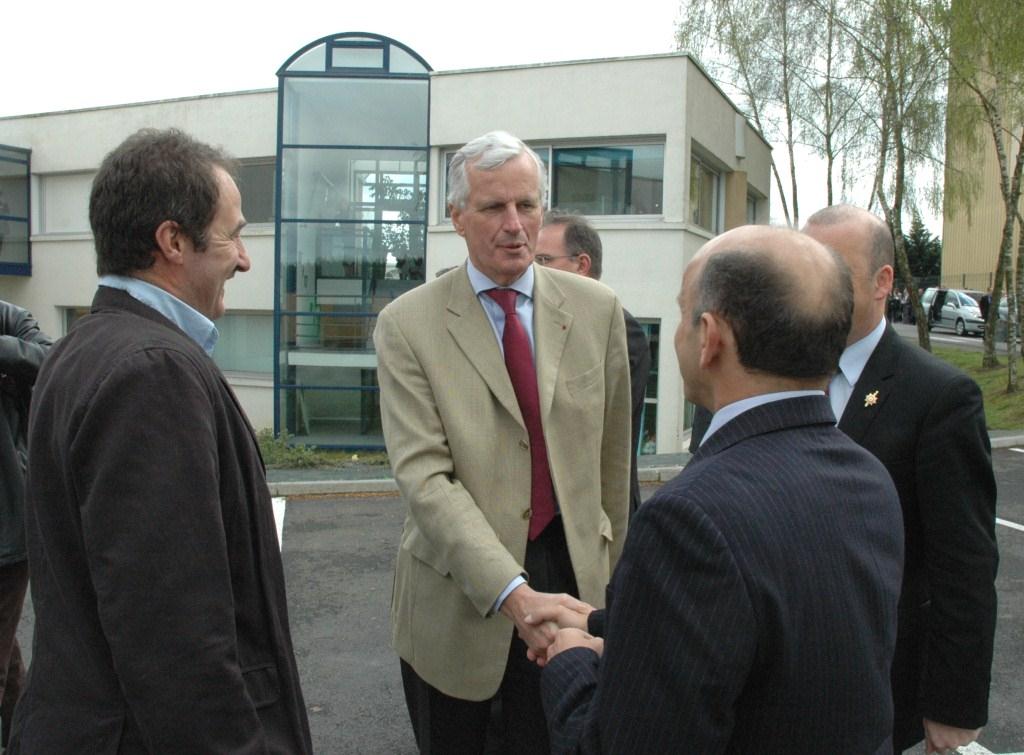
left=374, top=264, right=631, bottom=700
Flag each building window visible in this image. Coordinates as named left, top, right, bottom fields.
left=39, top=172, right=93, bottom=234
left=551, top=145, right=663, bottom=215
left=690, top=156, right=720, bottom=232
left=236, top=159, right=276, bottom=224
left=443, top=142, right=662, bottom=219
left=747, top=194, right=758, bottom=224
left=213, top=313, right=274, bottom=374
left=638, top=320, right=659, bottom=455
left=64, top=306, right=90, bottom=334
left=0, top=144, right=31, bottom=275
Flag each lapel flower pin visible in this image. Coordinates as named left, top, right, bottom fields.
left=864, top=390, right=879, bottom=407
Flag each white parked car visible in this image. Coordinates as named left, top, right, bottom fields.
left=920, top=288, right=986, bottom=336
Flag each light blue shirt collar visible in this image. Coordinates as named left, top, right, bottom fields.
left=465, top=258, right=534, bottom=299
left=98, top=275, right=219, bottom=355
left=466, top=260, right=536, bottom=353
left=700, top=390, right=824, bottom=446
left=838, top=316, right=887, bottom=389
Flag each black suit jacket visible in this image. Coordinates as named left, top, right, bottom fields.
left=542, top=396, right=903, bottom=754
left=11, top=288, right=312, bottom=753
left=623, top=310, right=651, bottom=514
left=838, top=326, right=998, bottom=749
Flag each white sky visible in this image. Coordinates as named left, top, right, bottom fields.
left=2, top=0, right=681, bottom=116
left=2, top=0, right=936, bottom=231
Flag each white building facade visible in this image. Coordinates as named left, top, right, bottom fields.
left=0, top=35, right=770, bottom=454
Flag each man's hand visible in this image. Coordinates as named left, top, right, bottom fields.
left=923, top=719, right=981, bottom=754
left=499, top=585, right=592, bottom=664
left=520, top=599, right=595, bottom=666
left=523, top=601, right=593, bottom=632
left=546, top=628, right=604, bottom=663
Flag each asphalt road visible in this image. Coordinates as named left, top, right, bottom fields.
left=14, top=448, right=1024, bottom=753
left=894, top=320, right=1016, bottom=355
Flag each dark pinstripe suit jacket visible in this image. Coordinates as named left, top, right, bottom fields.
left=838, top=327, right=997, bottom=749
left=542, top=395, right=904, bottom=754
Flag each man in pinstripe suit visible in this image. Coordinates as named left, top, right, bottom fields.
left=537, top=225, right=904, bottom=753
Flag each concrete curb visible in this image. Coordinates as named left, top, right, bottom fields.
left=270, top=434, right=1024, bottom=498
left=268, top=478, right=399, bottom=497
left=269, top=466, right=689, bottom=498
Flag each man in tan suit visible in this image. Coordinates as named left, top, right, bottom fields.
left=374, top=130, right=631, bottom=753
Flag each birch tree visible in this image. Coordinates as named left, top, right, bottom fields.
left=841, top=0, right=947, bottom=349
left=676, top=0, right=816, bottom=226
left=939, top=0, right=1024, bottom=383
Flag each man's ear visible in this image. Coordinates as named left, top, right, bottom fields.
left=450, top=205, right=465, bottom=237
left=875, top=264, right=894, bottom=300
left=153, top=220, right=187, bottom=265
left=576, top=253, right=592, bottom=277
left=698, top=312, right=722, bottom=369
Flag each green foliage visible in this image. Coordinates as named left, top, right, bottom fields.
left=256, top=429, right=325, bottom=468
left=941, top=0, right=1024, bottom=219
left=847, top=0, right=948, bottom=217
left=255, top=429, right=392, bottom=469
left=903, top=214, right=942, bottom=278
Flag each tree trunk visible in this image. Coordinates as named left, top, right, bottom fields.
left=1008, top=216, right=1023, bottom=392
left=984, top=207, right=1014, bottom=368
left=779, top=0, right=800, bottom=227
left=875, top=14, right=925, bottom=351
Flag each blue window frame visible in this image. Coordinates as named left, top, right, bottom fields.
left=0, top=145, right=31, bottom=276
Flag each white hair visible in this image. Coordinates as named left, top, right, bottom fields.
left=446, top=131, right=547, bottom=210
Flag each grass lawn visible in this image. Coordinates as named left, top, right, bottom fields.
left=932, top=346, right=1024, bottom=431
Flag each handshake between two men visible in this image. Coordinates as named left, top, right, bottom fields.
left=501, top=584, right=602, bottom=668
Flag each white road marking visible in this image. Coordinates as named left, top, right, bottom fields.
left=273, top=496, right=286, bottom=549
left=1010, top=447, right=1024, bottom=454
left=930, top=334, right=972, bottom=344
left=998, top=517, right=1024, bottom=533
left=956, top=744, right=1024, bottom=755
left=922, top=331, right=1009, bottom=352
left=957, top=744, right=994, bottom=754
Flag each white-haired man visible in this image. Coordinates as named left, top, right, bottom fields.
left=374, top=130, right=631, bottom=753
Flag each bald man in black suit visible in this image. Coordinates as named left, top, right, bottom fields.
left=805, top=205, right=998, bottom=754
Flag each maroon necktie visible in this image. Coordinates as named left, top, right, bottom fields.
left=486, top=288, right=556, bottom=540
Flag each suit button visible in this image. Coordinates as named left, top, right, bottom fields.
left=519, top=439, right=529, bottom=449
left=522, top=508, right=532, bottom=520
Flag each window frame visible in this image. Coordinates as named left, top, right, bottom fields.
left=235, top=157, right=277, bottom=225
left=689, top=153, right=722, bottom=234
left=0, top=144, right=32, bottom=276
left=441, top=139, right=665, bottom=221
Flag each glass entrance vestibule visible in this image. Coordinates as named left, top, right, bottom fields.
left=274, top=33, right=431, bottom=447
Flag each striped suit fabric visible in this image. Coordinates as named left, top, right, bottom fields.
left=542, top=395, right=904, bottom=754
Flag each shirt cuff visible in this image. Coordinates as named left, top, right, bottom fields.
left=492, top=575, right=527, bottom=615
